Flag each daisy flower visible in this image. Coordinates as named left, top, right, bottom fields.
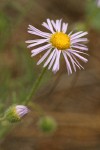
left=26, top=19, right=88, bottom=75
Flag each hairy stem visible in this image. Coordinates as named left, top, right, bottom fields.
left=24, top=67, right=47, bottom=105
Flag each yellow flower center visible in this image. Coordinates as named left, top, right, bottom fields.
left=50, top=32, right=70, bottom=50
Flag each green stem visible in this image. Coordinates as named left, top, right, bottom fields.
left=24, top=67, right=47, bottom=105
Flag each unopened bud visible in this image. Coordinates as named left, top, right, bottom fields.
left=5, top=105, right=29, bottom=123
left=38, top=116, right=57, bottom=133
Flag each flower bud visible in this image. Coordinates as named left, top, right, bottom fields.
left=5, top=105, right=29, bottom=123
left=38, top=116, right=57, bottom=133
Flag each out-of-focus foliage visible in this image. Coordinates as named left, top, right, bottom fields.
left=0, top=12, right=11, bottom=50
left=86, top=0, right=100, bottom=31
left=0, top=1, right=51, bottom=139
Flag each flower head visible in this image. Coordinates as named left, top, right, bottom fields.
left=26, top=19, right=88, bottom=74
left=5, top=105, right=29, bottom=123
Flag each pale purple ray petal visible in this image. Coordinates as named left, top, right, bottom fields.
left=68, top=31, right=73, bottom=36
left=52, top=50, right=61, bottom=73
left=51, top=20, right=57, bottom=31
left=56, top=20, right=59, bottom=31
left=28, top=25, right=49, bottom=35
left=66, top=52, right=77, bottom=72
left=16, top=105, right=27, bottom=109
left=71, top=38, right=88, bottom=44
left=27, top=39, right=49, bottom=48
left=37, top=49, right=51, bottom=65
left=66, top=51, right=83, bottom=70
left=63, top=51, right=72, bottom=75
left=71, top=53, right=84, bottom=69
left=68, top=49, right=88, bottom=55
left=47, top=19, right=55, bottom=33
left=28, top=30, right=49, bottom=38
left=71, top=45, right=88, bottom=51
left=17, top=109, right=27, bottom=114
left=28, top=25, right=50, bottom=37
left=16, top=105, right=29, bottom=117
left=26, top=38, right=49, bottom=44
left=25, top=40, right=39, bottom=43
left=62, top=23, right=68, bottom=33
left=70, top=31, right=83, bottom=38
left=16, top=107, right=26, bottom=111
left=43, top=49, right=56, bottom=67
left=57, top=19, right=62, bottom=32
left=31, top=44, right=51, bottom=56
left=18, top=111, right=28, bottom=117
left=31, top=43, right=51, bottom=53
left=56, top=20, right=62, bottom=32
left=76, top=43, right=87, bottom=48
left=42, top=22, right=50, bottom=30
left=71, top=32, right=88, bottom=40
left=69, top=51, right=88, bottom=63
left=56, top=50, right=61, bottom=71
left=48, top=50, right=57, bottom=69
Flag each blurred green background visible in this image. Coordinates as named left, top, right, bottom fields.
left=0, top=0, right=100, bottom=150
